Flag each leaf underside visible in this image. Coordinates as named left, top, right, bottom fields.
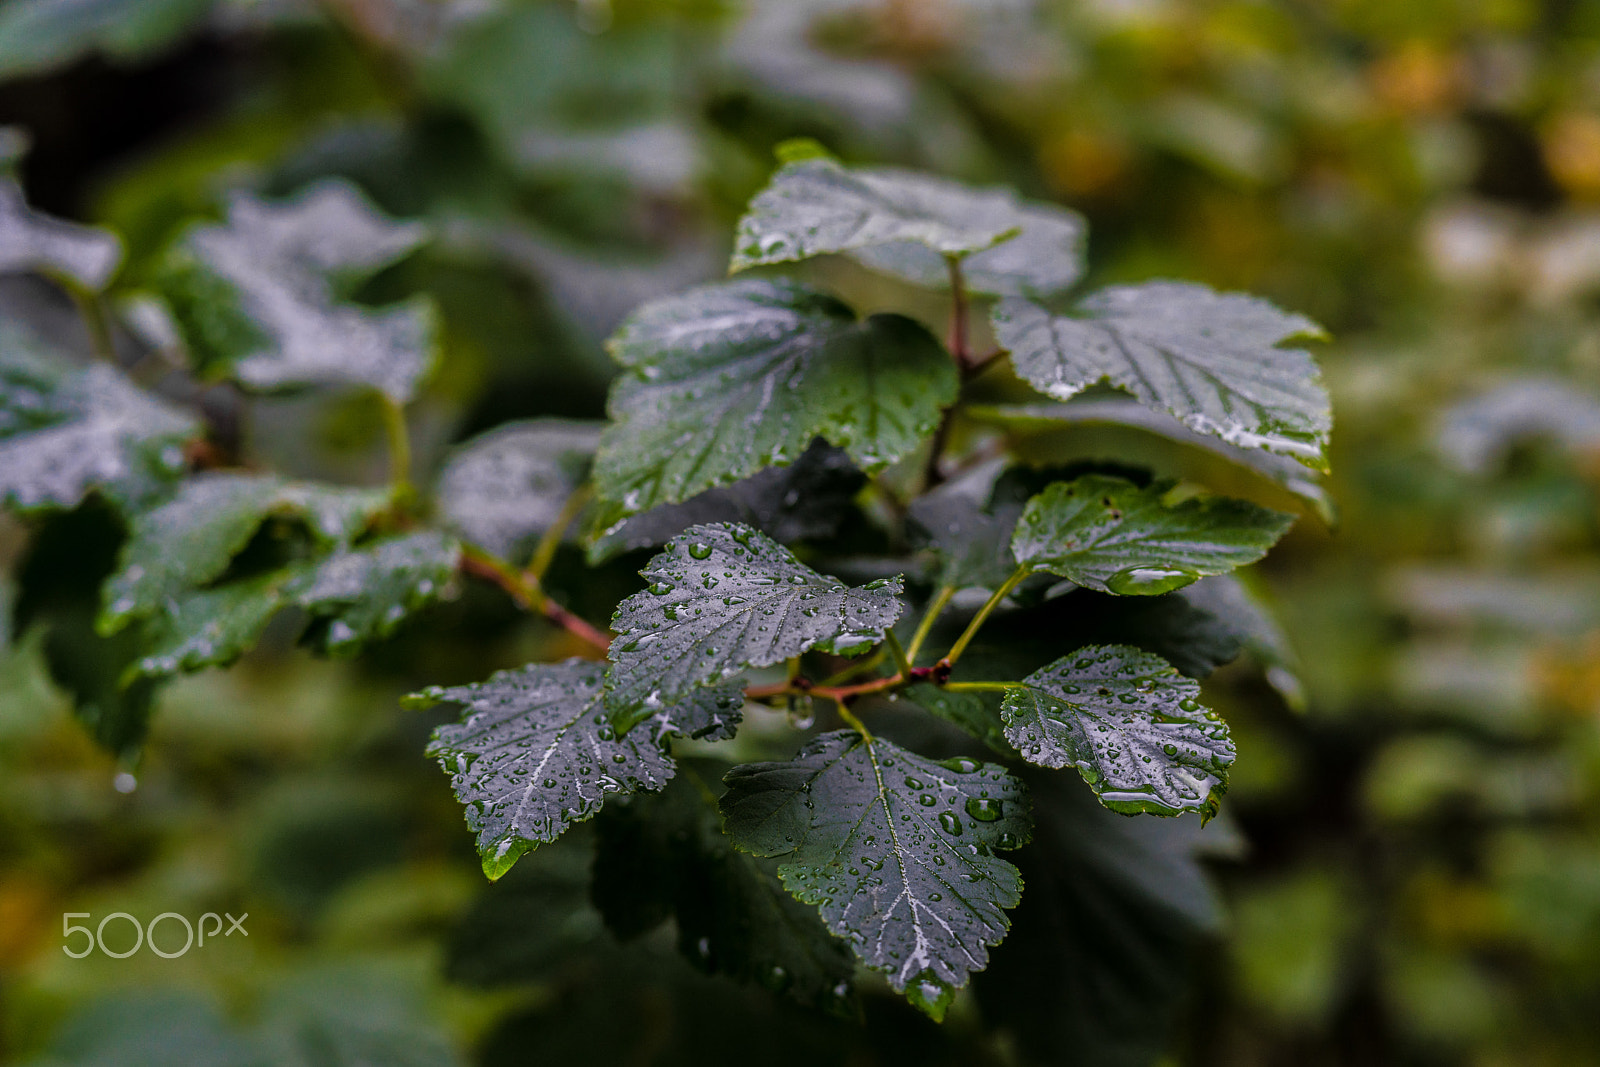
left=721, top=730, right=1031, bottom=1020
left=1002, top=645, right=1233, bottom=819
left=606, top=522, right=903, bottom=712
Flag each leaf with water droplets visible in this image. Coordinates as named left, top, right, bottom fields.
left=1010, top=475, right=1294, bottom=595
left=436, top=418, right=602, bottom=561
left=129, top=531, right=458, bottom=678
left=411, top=659, right=701, bottom=880
left=98, top=472, right=389, bottom=634
left=294, top=530, right=460, bottom=655
left=994, top=281, right=1331, bottom=470
left=593, top=278, right=954, bottom=526
left=587, top=438, right=863, bottom=564
left=591, top=772, right=858, bottom=1013
left=606, top=522, right=903, bottom=713
left=720, top=730, right=1031, bottom=1020
left=1002, top=645, right=1233, bottom=819
left=158, top=179, right=435, bottom=402
left=0, top=177, right=122, bottom=288
left=0, top=322, right=199, bottom=513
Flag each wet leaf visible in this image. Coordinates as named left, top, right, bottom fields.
left=720, top=730, right=1031, bottom=1020
left=906, top=480, right=1021, bottom=592
left=733, top=161, right=991, bottom=264
left=0, top=178, right=122, bottom=288
left=731, top=156, right=1086, bottom=298
left=994, top=281, right=1330, bottom=469
left=131, top=532, right=459, bottom=677
left=410, top=659, right=708, bottom=879
left=968, top=397, right=1335, bottom=523
left=606, top=522, right=903, bottom=712
left=1010, top=474, right=1294, bottom=595
left=160, top=179, right=434, bottom=402
left=902, top=683, right=1013, bottom=756
left=0, top=323, right=199, bottom=512
left=592, top=774, right=858, bottom=1013
left=587, top=439, right=863, bottom=564
left=1002, top=645, right=1233, bottom=819
left=98, top=472, right=389, bottom=634
left=435, top=419, right=602, bottom=561
left=294, top=531, right=460, bottom=655
left=594, top=278, right=953, bottom=525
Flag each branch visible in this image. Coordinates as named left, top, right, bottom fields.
left=459, top=545, right=612, bottom=654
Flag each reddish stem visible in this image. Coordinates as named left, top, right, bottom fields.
left=460, top=551, right=612, bottom=654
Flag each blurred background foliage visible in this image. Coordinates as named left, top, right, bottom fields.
left=2, top=0, right=1600, bottom=1064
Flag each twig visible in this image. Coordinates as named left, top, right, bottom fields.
left=459, top=545, right=612, bottom=654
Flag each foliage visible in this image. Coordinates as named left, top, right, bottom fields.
left=8, top=1, right=1600, bottom=1064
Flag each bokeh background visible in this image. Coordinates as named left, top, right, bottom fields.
left=3, top=0, right=1600, bottom=1064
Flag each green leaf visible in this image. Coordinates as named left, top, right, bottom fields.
left=0, top=0, right=213, bottom=80
left=587, top=439, right=863, bottom=564
left=733, top=159, right=1002, bottom=265
left=0, top=324, right=199, bottom=512
left=1010, top=474, right=1294, bottom=595
left=591, top=774, right=858, bottom=1013
left=851, top=204, right=1087, bottom=300
left=0, top=178, right=122, bottom=288
left=294, top=531, right=460, bottom=655
left=412, top=659, right=709, bottom=879
left=1002, top=646, right=1233, bottom=819
left=160, top=180, right=434, bottom=402
left=594, top=278, right=953, bottom=524
left=606, top=522, right=903, bottom=713
left=720, top=730, right=1031, bottom=1019
left=994, top=281, right=1330, bottom=469
left=99, top=472, right=389, bottom=633
left=131, top=532, right=459, bottom=678
left=131, top=568, right=296, bottom=679
left=968, top=397, right=1335, bottom=523
left=436, top=419, right=602, bottom=562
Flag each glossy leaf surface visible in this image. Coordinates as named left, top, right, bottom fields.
left=721, top=730, right=1030, bottom=1019
left=1002, top=646, right=1233, bottom=818
left=1010, top=475, right=1294, bottom=595
left=594, top=278, right=953, bottom=524
left=607, top=522, right=902, bottom=711
left=995, top=281, right=1330, bottom=469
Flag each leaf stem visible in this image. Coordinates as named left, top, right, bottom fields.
left=459, top=544, right=612, bottom=654
left=818, top=648, right=884, bottom=687
left=945, top=253, right=970, bottom=367
left=834, top=699, right=873, bottom=740
left=527, top=483, right=591, bottom=581
left=378, top=392, right=413, bottom=502
left=884, top=630, right=913, bottom=678
left=943, top=566, right=1028, bottom=667
left=905, top=584, right=956, bottom=664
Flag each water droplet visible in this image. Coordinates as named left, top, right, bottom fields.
left=1105, top=565, right=1199, bottom=596
left=938, top=812, right=963, bottom=836
left=965, top=797, right=1003, bottom=822
left=687, top=542, right=713, bottom=560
